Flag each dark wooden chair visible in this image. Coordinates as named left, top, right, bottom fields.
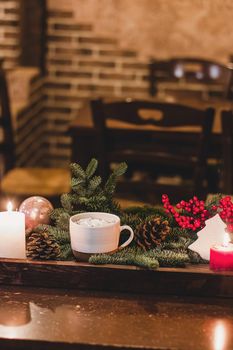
left=221, top=110, right=233, bottom=194
left=91, top=99, right=214, bottom=202
left=225, top=66, right=233, bottom=101
left=149, top=57, right=233, bottom=100
left=0, top=64, right=15, bottom=175
left=0, top=64, right=70, bottom=207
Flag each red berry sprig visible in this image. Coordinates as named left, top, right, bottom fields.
left=218, top=196, right=233, bottom=233
left=162, top=194, right=211, bottom=231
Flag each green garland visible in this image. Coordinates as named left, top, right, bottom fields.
left=89, top=247, right=190, bottom=269
left=28, top=159, right=222, bottom=269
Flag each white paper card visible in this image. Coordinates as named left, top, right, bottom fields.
left=188, top=214, right=226, bottom=260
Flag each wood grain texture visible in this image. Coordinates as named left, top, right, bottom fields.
left=0, top=258, right=233, bottom=297
left=1, top=285, right=233, bottom=350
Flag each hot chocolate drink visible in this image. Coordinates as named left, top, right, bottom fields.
left=76, top=217, right=116, bottom=228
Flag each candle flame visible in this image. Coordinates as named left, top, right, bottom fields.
left=7, top=201, right=13, bottom=212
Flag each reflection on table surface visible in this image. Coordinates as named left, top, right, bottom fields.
left=0, top=286, right=233, bottom=350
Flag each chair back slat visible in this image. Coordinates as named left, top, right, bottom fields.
left=149, top=57, right=232, bottom=98
left=170, top=58, right=230, bottom=84
left=94, top=100, right=213, bottom=128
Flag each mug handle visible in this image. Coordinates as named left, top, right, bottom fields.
left=119, top=225, right=134, bottom=249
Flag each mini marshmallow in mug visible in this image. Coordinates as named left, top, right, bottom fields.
left=70, top=212, right=134, bottom=255
left=76, top=217, right=115, bottom=228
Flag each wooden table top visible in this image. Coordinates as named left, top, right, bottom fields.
left=0, top=285, right=233, bottom=350
left=70, top=97, right=233, bottom=134
left=0, top=260, right=233, bottom=349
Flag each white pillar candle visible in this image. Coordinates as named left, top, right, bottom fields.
left=0, top=202, right=26, bottom=259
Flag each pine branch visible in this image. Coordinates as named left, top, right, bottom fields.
left=70, top=163, right=86, bottom=179
left=50, top=208, right=64, bottom=222
left=50, top=209, right=70, bottom=230
left=105, top=198, right=121, bottom=215
left=145, top=249, right=190, bottom=267
left=78, top=194, right=107, bottom=207
left=120, top=213, right=144, bottom=231
left=113, top=162, right=128, bottom=177
left=68, top=193, right=81, bottom=204
left=47, top=226, right=70, bottom=245
left=134, top=255, right=159, bottom=269
left=55, top=212, right=70, bottom=231
left=104, top=162, right=127, bottom=196
left=59, top=243, right=73, bottom=260
left=188, top=249, right=209, bottom=264
left=161, top=241, right=186, bottom=251
left=104, top=175, right=116, bottom=197
left=71, top=177, right=85, bottom=190
left=55, top=159, right=124, bottom=220
left=169, top=226, right=197, bottom=241
left=85, top=158, right=98, bottom=179
left=89, top=247, right=159, bottom=270
left=60, top=193, right=74, bottom=213
left=89, top=245, right=189, bottom=269
left=87, top=176, right=102, bottom=195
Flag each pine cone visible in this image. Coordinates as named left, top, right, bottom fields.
left=26, top=229, right=60, bottom=260
left=134, top=217, right=171, bottom=250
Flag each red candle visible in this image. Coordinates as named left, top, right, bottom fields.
left=210, top=244, right=233, bottom=271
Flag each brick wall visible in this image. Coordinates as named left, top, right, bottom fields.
left=0, top=0, right=20, bottom=69
left=14, top=73, right=46, bottom=167
left=5, top=68, right=46, bottom=167
left=45, top=10, right=149, bottom=166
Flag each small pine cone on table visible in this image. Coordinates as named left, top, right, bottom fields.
left=134, top=217, right=171, bottom=250
left=26, top=228, right=61, bottom=260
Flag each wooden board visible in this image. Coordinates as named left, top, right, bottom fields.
left=0, top=258, right=233, bottom=297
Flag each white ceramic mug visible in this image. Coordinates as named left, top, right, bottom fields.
left=69, top=212, right=134, bottom=254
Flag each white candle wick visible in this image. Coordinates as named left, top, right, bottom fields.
left=7, top=201, right=13, bottom=212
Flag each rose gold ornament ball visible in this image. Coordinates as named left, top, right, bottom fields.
left=19, top=196, right=54, bottom=230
